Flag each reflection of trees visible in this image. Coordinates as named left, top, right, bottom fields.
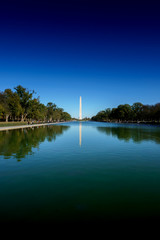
left=97, top=127, right=160, bottom=144
left=0, top=125, right=70, bottom=160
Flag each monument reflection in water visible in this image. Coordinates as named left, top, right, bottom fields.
left=79, top=123, right=82, bottom=147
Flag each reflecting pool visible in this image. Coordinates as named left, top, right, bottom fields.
left=0, top=121, right=160, bottom=224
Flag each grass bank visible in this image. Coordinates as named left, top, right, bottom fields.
left=0, top=122, right=28, bottom=127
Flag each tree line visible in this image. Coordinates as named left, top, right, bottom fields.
left=91, top=102, right=160, bottom=123
left=0, top=85, right=71, bottom=122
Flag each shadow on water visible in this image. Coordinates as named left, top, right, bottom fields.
left=97, top=126, right=160, bottom=144
left=0, top=125, right=70, bottom=160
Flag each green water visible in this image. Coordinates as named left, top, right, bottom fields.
left=0, top=121, right=160, bottom=223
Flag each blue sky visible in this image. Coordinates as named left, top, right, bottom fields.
left=0, top=0, right=160, bottom=118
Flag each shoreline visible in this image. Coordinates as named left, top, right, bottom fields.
left=91, top=120, right=160, bottom=126
left=1, top=120, right=159, bottom=131
left=0, top=122, right=68, bottom=132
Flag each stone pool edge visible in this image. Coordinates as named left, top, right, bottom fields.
left=0, top=122, right=69, bottom=131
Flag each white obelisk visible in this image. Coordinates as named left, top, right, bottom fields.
left=79, top=96, right=82, bottom=120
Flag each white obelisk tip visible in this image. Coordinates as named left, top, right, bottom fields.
left=79, top=96, right=82, bottom=120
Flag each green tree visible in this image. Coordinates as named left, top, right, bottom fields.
left=61, top=112, right=71, bottom=121
left=14, top=85, right=34, bottom=121
left=46, top=102, right=57, bottom=121
left=27, top=98, right=41, bottom=121
left=38, top=103, right=47, bottom=121
left=132, top=102, right=143, bottom=120
left=0, top=103, right=4, bottom=119
left=1, top=90, right=11, bottom=121
left=4, top=89, right=22, bottom=121
left=116, top=104, right=132, bottom=121
left=52, top=109, right=61, bottom=121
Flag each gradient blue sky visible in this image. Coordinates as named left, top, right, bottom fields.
left=0, top=0, right=160, bottom=118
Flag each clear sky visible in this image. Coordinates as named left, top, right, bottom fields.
left=0, top=0, right=160, bottom=118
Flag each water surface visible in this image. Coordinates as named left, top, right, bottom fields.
left=0, top=121, right=160, bottom=224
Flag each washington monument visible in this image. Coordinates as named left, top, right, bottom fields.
left=79, top=96, right=82, bottom=120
